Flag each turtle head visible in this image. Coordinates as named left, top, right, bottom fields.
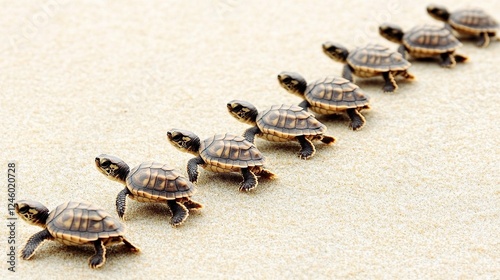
left=15, top=200, right=50, bottom=228
left=427, top=4, right=450, bottom=22
left=95, top=154, right=130, bottom=184
left=322, top=41, right=349, bottom=63
left=379, top=23, right=405, bottom=44
left=277, top=72, right=307, bottom=97
left=167, top=129, right=200, bottom=155
left=227, top=100, right=259, bottom=125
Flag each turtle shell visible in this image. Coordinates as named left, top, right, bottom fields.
left=305, top=77, right=370, bottom=115
left=256, top=104, right=326, bottom=140
left=199, top=133, right=265, bottom=171
left=126, top=162, right=196, bottom=201
left=347, top=44, right=411, bottom=75
left=403, top=25, right=462, bottom=55
left=450, top=9, right=499, bottom=34
left=46, top=201, right=125, bottom=246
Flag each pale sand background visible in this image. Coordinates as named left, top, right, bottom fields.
left=1, top=0, right=499, bottom=279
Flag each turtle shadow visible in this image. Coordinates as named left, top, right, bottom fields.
left=22, top=240, right=140, bottom=265
left=125, top=202, right=203, bottom=223
left=197, top=168, right=277, bottom=194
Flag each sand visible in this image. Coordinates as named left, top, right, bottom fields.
left=1, top=0, right=499, bottom=279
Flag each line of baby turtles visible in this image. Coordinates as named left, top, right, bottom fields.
left=16, top=4, right=498, bottom=269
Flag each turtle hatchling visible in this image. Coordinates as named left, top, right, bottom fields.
left=167, top=129, right=276, bottom=192
left=227, top=100, right=336, bottom=159
left=322, top=42, right=414, bottom=92
left=95, top=155, right=202, bottom=226
left=15, top=200, right=140, bottom=269
left=427, top=4, right=498, bottom=47
left=277, top=72, right=370, bottom=130
left=379, top=23, right=468, bottom=68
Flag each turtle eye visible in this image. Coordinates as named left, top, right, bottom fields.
left=172, top=134, right=183, bottom=142
left=18, top=206, right=29, bottom=213
left=233, top=105, right=243, bottom=112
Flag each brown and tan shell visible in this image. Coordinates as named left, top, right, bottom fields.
left=200, top=133, right=265, bottom=172
left=403, top=24, right=462, bottom=56
left=305, top=77, right=370, bottom=115
left=450, top=9, right=499, bottom=35
left=126, top=162, right=196, bottom=202
left=46, top=201, right=125, bottom=246
left=347, top=44, right=411, bottom=77
left=256, top=104, right=326, bottom=141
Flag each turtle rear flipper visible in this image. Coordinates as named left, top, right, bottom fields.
left=167, top=200, right=189, bottom=226
left=122, top=237, right=140, bottom=252
left=89, top=240, right=106, bottom=269
left=439, top=52, right=456, bottom=68
left=297, top=135, right=315, bottom=160
left=319, top=135, right=336, bottom=145
left=454, top=53, right=468, bottom=63
left=256, top=168, right=276, bottom=180
left=183, top=199, right=203, bottom=210
left=240, top=168, right=258, bottom=191
left=347, top=109, right=366, bottom=131
left=476, top=32, right=490, bottom=47
left=382, top=72, right=398, bottom=92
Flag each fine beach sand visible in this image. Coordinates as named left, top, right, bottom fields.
left=1, top=0, right=499, bottom=279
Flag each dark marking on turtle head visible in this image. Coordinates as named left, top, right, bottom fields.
left=15, top=200, right=50, bottom=228
left=322, top=41, right=349, bottom=63
left=227, top=100, right=259, bottom=125
left=277, top=72, right=307, bottom=97
left=167, top=129, right=201, bottom=155
left=427, top=4, right=450, bottom=22
left=95, top=154, right=130, bottom=184
left=379, top=23, right=405, bottom=44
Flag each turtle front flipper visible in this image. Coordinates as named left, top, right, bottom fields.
left=183, top=199, right=203, bottom=210
left=243, top=126, right=260, bottom=144
left=346, top=108, right=366, bottom=131
left=298, top=99, right=310, bottom=110
left=341, top=64, right=354, bottom=82
left=122, top=237, right=141, bottom=252
left=116, top=188, right=131, bottom=220
left=167, top=200, right=189, bottom=226
left=21, top=229, right=53, bottom=260
left=187, top=156, right=204, bottom=183
left=296, top=135, right=316, bottom=160
left=397, top=45, right=407, bottom=59
left=240, top=168, right=258, bottom=191
left=89, top=239, right=106, bottom=269
left=382, top=72, right=398, bottom=92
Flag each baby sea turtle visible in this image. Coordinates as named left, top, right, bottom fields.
left=427, top=4, right=498, bottom=47
left=379, top=23, right=468, bottom=68
left=15, top=200, right=140, bottom=269
left=227, top=100, right=336, bottom=159
left=277, top=72, right=370, bottom=130
left=167, top=129, right=276, bottom=192
left=322, top=42, right=414, bottom=92
left=95, top=155, right=202, bottom=226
